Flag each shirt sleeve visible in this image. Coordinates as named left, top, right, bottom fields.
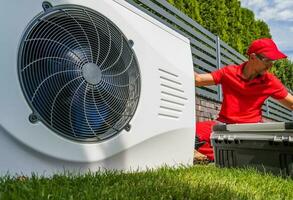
left=270, top=76, right=288, bottom=99
left=211, top=66, right=226, bottom=85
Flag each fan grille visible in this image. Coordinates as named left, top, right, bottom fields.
left=18, top=5, right=141, bottom=142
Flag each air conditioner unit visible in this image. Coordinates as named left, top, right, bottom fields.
left=0, top=0, right=195, bottom=176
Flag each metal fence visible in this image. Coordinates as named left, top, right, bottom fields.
left=126, top=0, right=293, bottom=122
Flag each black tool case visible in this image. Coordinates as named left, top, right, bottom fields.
left=211, top=122, right=293, bottom=177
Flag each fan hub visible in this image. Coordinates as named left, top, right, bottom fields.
left=82, top=63, right=102, bottom=85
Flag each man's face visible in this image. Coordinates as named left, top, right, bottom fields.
left=255, top=54, right=274, bottom=75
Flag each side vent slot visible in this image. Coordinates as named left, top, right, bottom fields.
left=158, top=68, right=187, bottom=119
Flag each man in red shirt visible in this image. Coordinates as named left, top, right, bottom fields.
left=194, top=38, right=293, bottom=161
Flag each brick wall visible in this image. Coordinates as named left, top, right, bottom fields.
left=196, top=95, right=220, bottom=122
left=196, top=95, right=275, bottom=122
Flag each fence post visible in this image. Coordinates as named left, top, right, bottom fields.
left=215, top=36, right=222, bottom=102
left=265, top=99, right=270, bottom=117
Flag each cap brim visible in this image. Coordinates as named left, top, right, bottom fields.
left=263, top=50, right=287, bottom=60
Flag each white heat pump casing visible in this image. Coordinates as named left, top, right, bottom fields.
left=0, top=0, right=195, bottom=175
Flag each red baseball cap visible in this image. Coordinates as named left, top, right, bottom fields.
left=247, top=38, right=287, bottom=60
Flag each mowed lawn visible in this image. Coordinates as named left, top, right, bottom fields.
left=1, top=164, right=293, bottom=200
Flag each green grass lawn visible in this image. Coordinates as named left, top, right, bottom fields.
left=1, top=164, right=293, bottom=200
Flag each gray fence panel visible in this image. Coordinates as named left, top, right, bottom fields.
left=267, top=112, right=292, bottom=122
left=189, top=37, right=217, bottom=55
left=194, top=67, right=210, bottom=74
left=267, top=99, right=293, bottom=120
left=196, top=87, right=219, bottom=100
left=193, top=59, right=217, bottom=73
left=267, top=113, right=289, bottom=122
left=267, top=110, right=292, bottom=121
left=269, top=100, right=291, bottom=115
left=133, top=0, right=217, bottom=48
left=127, top=0, right=219, bottom=70
left=220, top=49, right=245, bottom=65
left=125, top=0, right=293, bottom=121
left=191, top=48, right=217, bottom=66
left=153, top=0, right=217, bottom=40
left=220, top=40, right=247, bottom=61
left=261, top=105, right=267, bottom=112
left=220, top=57, right=236, bottom=66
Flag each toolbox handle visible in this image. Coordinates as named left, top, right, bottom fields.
left=212, top=134, right=293, bottom=143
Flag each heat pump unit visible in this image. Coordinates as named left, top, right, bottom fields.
left=0, top=0, right=195, bottom=176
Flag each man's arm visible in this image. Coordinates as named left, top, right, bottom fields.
left=278, top=93, right=293, bottom=110
left=194, top=72, right=215, bottom=86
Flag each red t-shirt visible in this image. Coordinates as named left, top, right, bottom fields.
left=211, top=62, right=288, bottom=123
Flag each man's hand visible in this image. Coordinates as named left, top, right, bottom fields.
left=194, top=72, right=215, bottom=86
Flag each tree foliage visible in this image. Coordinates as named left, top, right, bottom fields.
left=270, top=59, right=293, bottom=91
left=166, top=0, right=292, bottom=90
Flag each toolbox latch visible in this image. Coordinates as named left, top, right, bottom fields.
left=227, top=135, right=236, bottom=142
left=216, top=135, right=237, bottom=144
left=217, top=135, right=225, bottom=141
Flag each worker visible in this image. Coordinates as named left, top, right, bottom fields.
left=194, top=38, right=293, bottom=161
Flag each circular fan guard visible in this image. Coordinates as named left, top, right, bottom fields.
left=18, top=5, right=141, bottom=142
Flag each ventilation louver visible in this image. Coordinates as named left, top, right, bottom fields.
left=18, top=5, right=141, bottom=142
